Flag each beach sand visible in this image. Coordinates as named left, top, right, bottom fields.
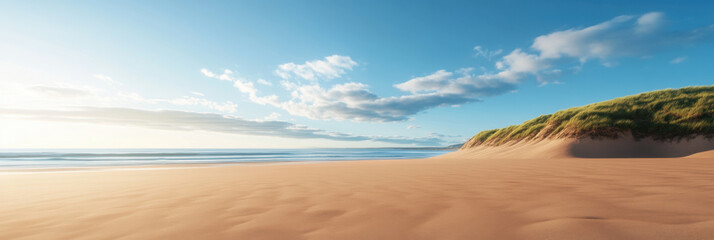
left=2, top=152, right=714, bottom=239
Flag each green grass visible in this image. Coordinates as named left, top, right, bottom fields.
left=463, top=86, right=714, bottom=148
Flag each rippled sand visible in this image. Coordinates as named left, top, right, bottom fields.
left=2, top=153, right=714, bottom=239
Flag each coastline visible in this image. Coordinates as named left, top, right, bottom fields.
left=0, top=148, right=451, bottom=170
left=2, top=154, right=714, bottom=239
left=0, top=158, right=420, bottom=174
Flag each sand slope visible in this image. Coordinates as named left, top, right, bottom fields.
left=454, top=135, right=714, bottom=159
left=2, top=150, right=714, bottom=240
left=687, top=150, right=714, bottom=158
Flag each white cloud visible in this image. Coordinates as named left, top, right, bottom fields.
left=533, top=15, right=635, bottom=60
left=267, top=71, right=514, bottom=122
left=219, top=70, right=233, bottom=81
left=148, top=96, right=238, bottom=113
left=201, top=69, right=234, bottom=81
left=500, top=49, right=546, bottom=73
left=280, top=80, right=298, bottom=90
left=395, top=70, right=515, bottom=95
left=190, top=91, right=205, bottom=96
left=27, top=85, right=94, bottom=98
left=484, top=11, right=711, bottom=84
left=202, top=68, right=280, bottom=106
left=200, top=57, right=518, bottom=121
left=204, top=57, right=510, bottom=122
left=487, top=49, right=550, bottom=83
left=200, top=68, right=215, bottom=78
left=407, top=125, right=420, bottom=130
left=264, top=112, right=281, bottom=120
left=456, top=67, right=474, bottom=75
left=232, top=79, right=256, bottom=95
left=275, top=55, right=358, bottom=81
left=529, top=11, right=707, bottom=63
left=473, top=46, right=503, bottom=60
left=636, top=12, right=664, bottom=33
left=395, top=70, right=453, bottom=94
left=257, top=78, right=272, bottom=86
left=670, top=56, right=687, bottom=64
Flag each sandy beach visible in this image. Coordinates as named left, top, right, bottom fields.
left=2, top=150, right=714, bottom=240
left=3, top=1, right=713, bottom=239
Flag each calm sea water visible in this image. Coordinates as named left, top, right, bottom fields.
left=0, top=148, right=453, bottom=169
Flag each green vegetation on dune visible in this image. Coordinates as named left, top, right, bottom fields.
left=463, top=86, right=714, bottom=148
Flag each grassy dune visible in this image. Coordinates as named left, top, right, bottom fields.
left=463, top=86, right=714, bottom=148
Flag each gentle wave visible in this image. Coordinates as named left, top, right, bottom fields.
left=0, top=152, right=294, bottom=158
left=0, top=148, right=452, bottom=169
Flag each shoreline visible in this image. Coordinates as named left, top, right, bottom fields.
left=0, top=148, right=452, bottom=172
left=0, top=157, right=426, bottom=174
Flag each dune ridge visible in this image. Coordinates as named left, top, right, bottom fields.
left=458, top=86, right=714, bottom=158
left=461, top=86, right=713, bottom=150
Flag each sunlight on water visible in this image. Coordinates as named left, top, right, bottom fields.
left=0, top=148, right=453, bottom=169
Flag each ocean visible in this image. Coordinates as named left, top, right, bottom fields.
left=0, top=148, right=453, bottom=169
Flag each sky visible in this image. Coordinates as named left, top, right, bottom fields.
left=1, top=0, right=713, bottom=148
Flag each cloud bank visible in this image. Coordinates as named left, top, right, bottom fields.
left=1, top=107, right=445, bottom=146
left=27, top=85, right=94, bottom=98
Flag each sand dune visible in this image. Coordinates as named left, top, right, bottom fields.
left=453, top=135, right=714, bottom=159
left=2, top=147, right=714, bottom=239
left=686, top=150, right=714, bottom=158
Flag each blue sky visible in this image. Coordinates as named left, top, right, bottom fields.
left=1, top=1, right=713, bottom=148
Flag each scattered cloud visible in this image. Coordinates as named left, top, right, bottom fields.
left=257, top=78, right=272, bottom=86
left=200, top=68, right=216, bottom=78
left=205, top=12, right=714, bottom=123
left=264, top=112, right=281, bottom=120
left=407, top=125, right=420, bottom=130
left=395, top=70, right=516, bottom=96
left=274, top=55, right=357, bottom=81
left=636, top=12, right=665, bottom=34
left=0, top=107, right=445, bottom=146
left=147, top=96, right=238, bottom=113
left=473, top=46, right=503, bottom=60
left=201, top=68, right=280, bottom=106
left=200, top=68, right=235, bottom=81
left=476, top=11, right=713, bottom=86
left=456, top=67, right=474, bottom=75
left=492, top=49, right=550, bottom=83
left=494, top=11, right=713, bottom=85
left=532, top=12, right=712, bottom=62
left=113, top=91, right=240, bottom=113
left=237, top=70, right=514, bottom=121
left=202, top=64, right=513, bottom=122
left=280, top=80, right=298, bottom=90
left=670, top=56, right=687, bottom=64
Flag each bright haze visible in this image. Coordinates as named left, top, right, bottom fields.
left=1, top=1, right=713, bottom=148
